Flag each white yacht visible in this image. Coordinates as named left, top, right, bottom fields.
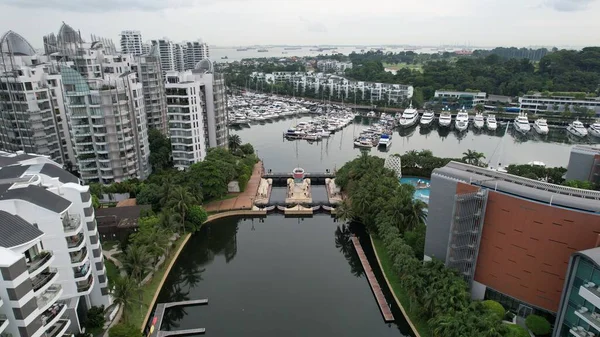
left=567, top=120, right=588, bottom=138
left=399, top=104, right=419, bottom=127
left=378, top=134, right=392, bottom=148
left=588, top=120, right=600, bottom=138
left=366, top=111, right=376, bottom=118
left=473, top=113, right=485, bottom=129
left=420, top=111, right=435, bottom=126
left=513, top=113, right=531, bottom=134
left=438, top=110, right=452, bottom=128
left=533, top=118, right=549, bottom=135
left=455, top=109, right=469, bottom=132
left=486, top=115, right=497, bottom=130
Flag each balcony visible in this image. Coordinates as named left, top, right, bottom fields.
left=0, top=314, right=8, bottom=335
left=31, top=268, right=58, bottom=293
left=45, top=318, right=70, bottom=337
left=70, top=248, right=88, bottom=265
left=27, top=251, right=53, bottom=276
left=41, top=303, right=66, bottom=328
left=73, top=262, right=91, bottom=280
left=570, top=326, right=597, bottom=337
left=580, top=283, right=600, bottom=309
left=66, top=233, right=85, bottom=250
left=62, top=214, right=82, bottom=234
left=36, top=285, right=62, bottom=313
left=76, top=275, right=94, bottom=294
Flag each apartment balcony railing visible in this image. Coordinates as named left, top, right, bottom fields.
left=73, top=262, right=91, bottom=279
left=41, top=303, right=66, bottom=327
left=36, top=285, right=62, bottom=311
left=46, top=319, right=70, bottom=337
left=70, top=248, right=88, bottom=264
left=0, top=314, right=7, bottom=335
left=63, top=214, right=81, bottom=233
left=27, top=251, right=53, bottom=274
left=66, top=233, right=84, bottom=248
left=31, top=268, right=58, bottom=292
left=76, top=275, right=94, bottom=293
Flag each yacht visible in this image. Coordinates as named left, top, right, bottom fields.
left=533, top=118, right=549, bottom=135
left=455, top=109, right=469, bottom=132
left=473, top=113, right=485, bottom=129
left=378, top=134, right=392, bottom=149
left=399, top=104, right=419, bottom=127
left=366, top=111, right=376, bottom=118
left=588, top=120, right=600, bottom=138
left=420, top=111, right=435, bottom=127
left=353, top=137, right=374, bottom=148
left=438, top=110, right=452, bottom=128
left=513, top=113, right=531, bottom=134
left=486, top=115, right=497, bottom=130
left=567, top=120, right=588, bottom=138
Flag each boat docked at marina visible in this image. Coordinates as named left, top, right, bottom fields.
left=533, top=118, right=549, bottom=135
left=399, top=104, right=419, bottom=127
left=567, top=120, right=588, bottom=138
left=378, top=134, right=392, bottom=149
left=455, top=109, right=469, bottom=132
left=486, top=115, right=497, bottom=130
left=589, top=121, right=600, bottom=138
left=513, top=112, right=531, bottom=134
left=438, top=110, right=452, bottom=128
left=420, top=111, right=435, bottom=127
left=354, top=137, right=375, bottom=148
left=473, top=113, right=485, bottom=129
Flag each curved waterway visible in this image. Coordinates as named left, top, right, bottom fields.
left=156, top=215, right=412, bottom=337
left=231, top=116, right=599, bottom=172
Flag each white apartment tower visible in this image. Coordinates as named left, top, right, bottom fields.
left=184, top=41, right=210, bottom=70
left=0, top=151, right=111, bottom=337
left=54, top=39, right=151, bottom=184
left=135, top=45, right=169, bottom=134
left=151, top=39, right=185, bottom=73
left=119, top=30, right=143, bottom=56
left=165, top=59, right=228, bottom=170
left=0, top=30, right=74, bottom=167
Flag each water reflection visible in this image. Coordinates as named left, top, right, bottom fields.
left=334, top=223, right=364, bottom=278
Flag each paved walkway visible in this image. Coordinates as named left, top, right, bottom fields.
left=204, top=162, right=264, bottom=212
left=103, top=247, right=127, bottom=277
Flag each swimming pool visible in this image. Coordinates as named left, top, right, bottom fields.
left=399, top=177, right=431, bottom=204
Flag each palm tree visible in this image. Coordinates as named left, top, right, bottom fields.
left=159, top=175, right=175, bottom=206
left=461, top=149, right=486, bottom=166
left=111, top=276, right=141, bottom=322
left=335, top=200, right=354, bottom=223
left=168, top=186, right=197, bottom=234
left=122, top=244, right=152, bottom=283
left=403, top=200, right=428, bottom=231
left=228, top=134, right=242, bottom=152
left=159, top=211, right=179, bottom=233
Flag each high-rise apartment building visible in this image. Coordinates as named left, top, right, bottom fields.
left=184, top=41, right=210, bottom=70
left=152, top=38, right=210, bottom=73
left=424, top=161, right=600, bottom=336
left=0, top=31, right=74, bottom=166
left=165, top=59, right=228, bottom=170
left=119, top=30, right=143, bottom=56
left=0, top=150, right=112, bottom=337
left=135, top=45, right=168, bottom=134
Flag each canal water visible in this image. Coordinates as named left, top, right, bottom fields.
left=157, top=215, right=413, bottom=337
left=231, top=115, right=599, bottom=173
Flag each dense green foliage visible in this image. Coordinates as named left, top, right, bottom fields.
left=109, top=323, right=143, bottom=337
left=525, top=314, right=552, bottom=336
left=84, top=305, right=106, bottom=334
left=482, top=300, right=505, bottom=320
left=148, top=128, right=172, bottom=172
left=336, top=153, right=509, bottom=337
left=395, top=150, right=461, bottom=177
left=505, top=324, right=530, bottom=337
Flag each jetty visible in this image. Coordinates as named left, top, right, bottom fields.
left=351, top=236, right=395, bottom=322
left=148, top=299, right=209, bottom=337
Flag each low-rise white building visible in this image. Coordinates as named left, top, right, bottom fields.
left=0, top=150, right=111, bottom=337
left=519, top=93, right=600, bottom=116
left=433, top=90, right=487, bottom=109
left=316, top=59, right=352, bottom=73
left=166, top=59, right=227, bottom=170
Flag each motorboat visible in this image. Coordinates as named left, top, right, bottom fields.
left=455, top=109, right=469, bottom=132
left=284, top=128, right=306, bottom=139
left=304, top=133, right=322, bottom=141
left=420, top=111, right=435, bottom=126
left=438, top=110, right=452, bottom=128
left=588, top=120, right=600, bottom=138
left=486, top=115, right=497, bottom=130
left=567, top=120, right=588, bottom=138
left=366, top=111, right=376, bottom=118
left=513, top=112, right=531, bottom=134
left=533, top=118, right=549, bottom=135
left=353, top=137, right=374, bottom=148
left=378, top=134, right=392, bottom=148
left=473, top=113, right=484, bottom=129
left=399, top=104, right=419, bottom=127
left=528, top=161, right=546, bottom=167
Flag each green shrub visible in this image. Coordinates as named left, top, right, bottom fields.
left=482, top=300, right=505, bottom=320
left=504, top=311, right=516, bottom=322
left=525, top=314, right=551, bottom=336
left=109, top=323, right=143, bottom=337
left=505, top=323, right=530, bottom=337
left=238, top=174, right=250, bottom=192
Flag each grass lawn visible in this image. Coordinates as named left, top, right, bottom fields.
left=382, top=62, right=423, bottom=72
left=102, top=240, right=119, bottom=251
left=371, top=237, right=433, bottom=337
left=104, top=257, right=120, bottom=289
left=125, top=236, right=187, bottom=330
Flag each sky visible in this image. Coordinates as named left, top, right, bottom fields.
left=0, top=0, right=599, bottom=48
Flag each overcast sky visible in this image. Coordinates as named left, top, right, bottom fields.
left=1, top=0, right=599, bottom=48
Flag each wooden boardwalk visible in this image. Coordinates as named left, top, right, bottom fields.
left=158, top=328, right=205, bottom=336
left=351, top=236, right=395, bottom=322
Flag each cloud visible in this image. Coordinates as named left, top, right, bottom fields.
left=299, top=16, right=328, bottom=33
left=0, top=0, right=233, bottom=12
left=543, top=0, right=596, bottom=11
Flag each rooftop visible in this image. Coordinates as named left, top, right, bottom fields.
left=0, top=210, right=43, bottom=248
left=0, top=184, right=71, bottom=213
left=95, top=205, right=151, bottom=229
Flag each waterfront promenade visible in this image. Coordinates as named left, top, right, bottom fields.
left=351, top=236, right=395, bottom=322
left=204, top=161, right=264, bottom=212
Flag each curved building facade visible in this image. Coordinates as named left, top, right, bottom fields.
left=424, top=162, right=600, bottom=333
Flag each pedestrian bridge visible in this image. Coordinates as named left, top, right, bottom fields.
left=262, top=171, right=335, bottom=184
